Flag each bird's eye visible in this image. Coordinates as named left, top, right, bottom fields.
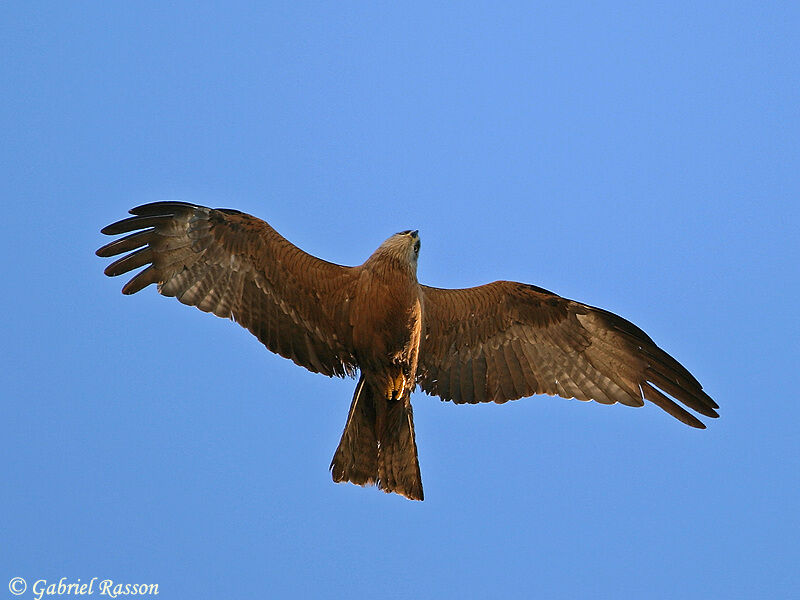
left=398, top=230, right=412, bottom=236
left=414, top=240, right=421, bottom=254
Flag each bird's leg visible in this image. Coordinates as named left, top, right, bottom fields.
left=386, top=371, right=407, bottom=401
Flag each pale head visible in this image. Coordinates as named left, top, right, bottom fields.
left=367, top=229, right=421, bottom=273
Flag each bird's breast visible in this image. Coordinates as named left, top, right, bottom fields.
left=350, top=271, right=422, bottom=369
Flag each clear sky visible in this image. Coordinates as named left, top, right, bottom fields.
left=2, top=2, right=798, bottom=599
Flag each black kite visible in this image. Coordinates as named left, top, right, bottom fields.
left=97, top=202, right=718, bottom=500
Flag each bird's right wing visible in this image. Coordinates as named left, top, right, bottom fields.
left=418, top=281, right=718, bottom=427
left=97, top=201, right=359, bottom=377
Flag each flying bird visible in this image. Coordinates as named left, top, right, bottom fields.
left=96, top=202, right=718, bottom=500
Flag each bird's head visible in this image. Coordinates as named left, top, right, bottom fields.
left=367, top=229, right=421, bottom=274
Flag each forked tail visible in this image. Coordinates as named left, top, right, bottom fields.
left=330, top=375, right=423, bottom=500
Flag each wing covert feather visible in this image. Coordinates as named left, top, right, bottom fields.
left=97, top=202, right=359, bottom=377
left=418, top=281, right=718, bottom=427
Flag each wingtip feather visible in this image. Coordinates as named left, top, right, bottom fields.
left=641, top=382, right=707, bottom=429
left=120, top=265, right=159, bottom=295
left=129, top=201, right=198, bottom=216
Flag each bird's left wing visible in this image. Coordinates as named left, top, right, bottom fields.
left=417, top=281, right=718, bottom=427
left=97, top=201, right=359, bottom=377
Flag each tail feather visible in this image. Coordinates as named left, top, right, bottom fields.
left=330, top=377, right=378, bottom=487
left=331, top=376, right=423, bottom=501
left=377, top=396, right=423, bottom=501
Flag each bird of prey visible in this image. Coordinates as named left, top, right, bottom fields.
left=96, top=202, right=718, bottom=501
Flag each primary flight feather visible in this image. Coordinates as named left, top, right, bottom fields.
left=97, top=202, right=718, bottom=500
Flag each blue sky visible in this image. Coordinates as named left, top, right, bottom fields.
left=2, top=2, right=798, bottom=598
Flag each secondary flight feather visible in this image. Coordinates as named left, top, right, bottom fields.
left=97, top=202, right=718, bottom=500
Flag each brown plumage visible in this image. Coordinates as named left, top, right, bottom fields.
left=97, top=201, right=719, bottom=501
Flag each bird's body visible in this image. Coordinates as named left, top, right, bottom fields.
left=97, top=202, right=718, bottom=500
left=335, top=236, right=425, bottom=498
left=352, top=237, right=423, bottom=401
